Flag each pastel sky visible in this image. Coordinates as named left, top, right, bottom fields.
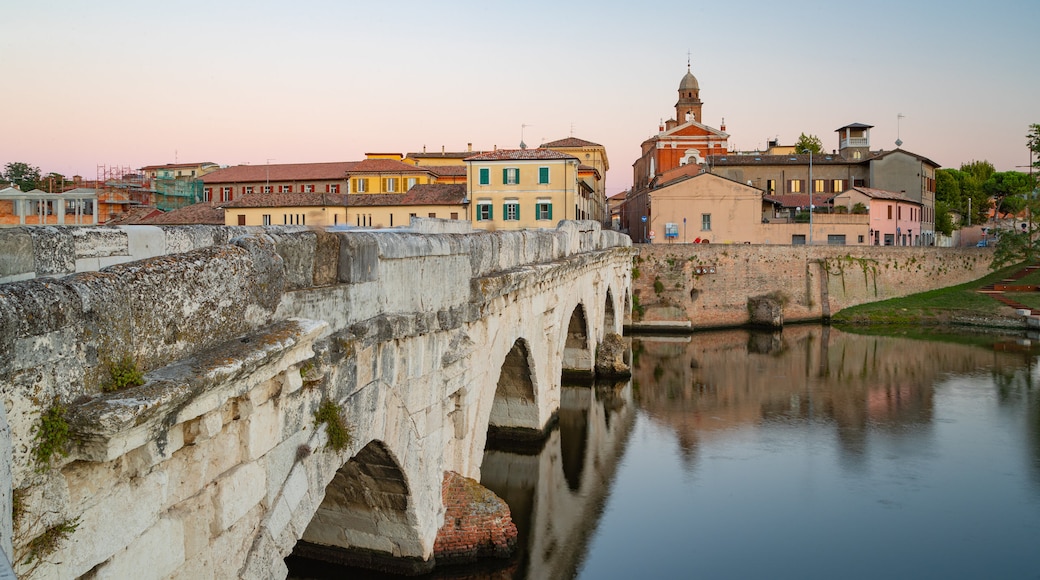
left=3, top=0, right=1038, bottom=197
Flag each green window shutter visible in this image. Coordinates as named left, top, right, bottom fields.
left=480, top=168, right=489, bottom=185
left=547, top=203, right=552, bottom=220
left=516, top=204, right=520, bottom=220
left=489, top=204, right=493, bottom=220
left=539, top=167, right=549, bottom=184
left=503, top=168, right=509, bottom=184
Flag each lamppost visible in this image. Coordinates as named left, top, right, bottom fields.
left=803, top=148, right=814, bottom=244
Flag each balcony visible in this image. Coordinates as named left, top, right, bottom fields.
left=840, top=137, right=869, bottom=149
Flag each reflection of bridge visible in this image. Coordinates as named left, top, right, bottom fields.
left=481, top=382, right=636, bottom=579
left=0, top=221, right=632, bottom=578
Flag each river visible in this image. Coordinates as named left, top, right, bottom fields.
left=288, top=325, right=1040, bottom=579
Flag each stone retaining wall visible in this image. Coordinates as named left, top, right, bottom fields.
left=632, top=244, right=996, bottom=329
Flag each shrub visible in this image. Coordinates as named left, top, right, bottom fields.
left=314, top=400, right=352, bottom=452
left=33, top=402, right=71, bottom=468
left=101, top=356, right=144, bottom=392
left=653, top=277, right=665, bottom=294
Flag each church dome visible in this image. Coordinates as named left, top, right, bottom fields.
left=679, top=70, right=699, bottom=91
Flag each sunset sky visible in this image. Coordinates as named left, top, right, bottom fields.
left=3, top=0, right=1037, bottom=196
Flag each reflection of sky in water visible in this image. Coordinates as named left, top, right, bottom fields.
left=580, top=331, right=1040, bottom=580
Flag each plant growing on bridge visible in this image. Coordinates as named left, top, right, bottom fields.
left=101, top=356, right=145, bottom=392
left=32, top=401, right=71, bottom=469
left=19, top=518, right=80, bottom=572
left=314, top=400, right=352, bottom=452
left=653, top=277, right=665, bottom=294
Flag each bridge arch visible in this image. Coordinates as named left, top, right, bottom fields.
left=487, top=338, right=541, bottom=436
left=604, top=287, right=617, bottom=335
left=562, top=303, right=592, bottom=375
left=294, top=439, right=426, bottom=573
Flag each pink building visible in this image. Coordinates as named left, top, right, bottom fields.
left=832, top=187, right=923, bottom=246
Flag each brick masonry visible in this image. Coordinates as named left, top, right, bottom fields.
left=434, top=471, right=517, bottom=565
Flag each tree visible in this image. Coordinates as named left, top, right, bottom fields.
left=793, top=133, right=823, bottom=154
left=2, top=162, right=41, bottom=192
left=1028, top=123, right=1040, bottom=173
left=934, top=201, right=954, bottom=236
left=984, top=171, right=1033, bottom=218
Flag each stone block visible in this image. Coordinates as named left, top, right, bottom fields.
left=212, top=462, right=266, bottom=533
left=269, top=230, right=317, bottom=290
left=73, top=227, right=127, bottom=258
left=170, top=491, right=216, bottom=561
left=338, top=232, right=379, bottom=283
left=28, top=226, right=75, bottom=276
left=0, top=230, right=34, bottom=282
left=94, top=517, right=185, bottom=580
left=243, top=400, right=281, bottom=461
left=122, top=225, right=166, bottom=261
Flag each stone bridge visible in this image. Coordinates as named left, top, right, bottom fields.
left=0, top=220, right=633, bottom=578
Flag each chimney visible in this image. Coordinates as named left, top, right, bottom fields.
left=441, top=145, right=445, bottom=154
left=423, top=145, right=426, bottom=153
left=467, top=143, right=472, bottom=152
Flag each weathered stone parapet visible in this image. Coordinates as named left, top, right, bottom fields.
left=68, top=319, right=326, bottom=463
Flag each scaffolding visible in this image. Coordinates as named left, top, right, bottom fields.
left=152, top=178, right=204, bottom=211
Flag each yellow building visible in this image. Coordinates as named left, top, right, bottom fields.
left=540, top=137, right=609, bottom=223
left=346, top=184, right=468, bottom=228
left=464, top=148, right=585, bottom=230
left=220, top=193, right=350, bottom=226
left=140, top=162, right=221, bottom=180
left=347, top=156, right=439, bottom=194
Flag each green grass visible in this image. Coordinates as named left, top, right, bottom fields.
left=831, top=263, right=1031, bottom=325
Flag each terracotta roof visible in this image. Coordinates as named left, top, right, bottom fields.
left=104, top=206, right=164, bottom=225
left=710, top=153, right=865, bottom=166
left=407, top=151, right=484, bottom=159
left=763, top=194, right=834, bottom=208
left=140, top=162, right=218, bottom=171
left=577, top=164, right=601, bottom=179
left=347, top=158, right=433, bottom=174
left=219, top=193, right=350, bottom=209
left=348, top=184, right=467, bottom=207
left=842, top=187, right=921, bottom=204
left=202, top=162, right=358, bottom=184
left=427, top=165, right=467, bottom=177
left=465, top=148, right=578, bottom=162
left=540, top=137, right=603, bottom=148
left=139, top=203, right=226, bottom=225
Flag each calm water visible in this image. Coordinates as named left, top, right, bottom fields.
left=291, top=326, right=1040, bottom=579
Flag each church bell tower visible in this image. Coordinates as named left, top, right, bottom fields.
left=675, top=63, right=703, bottom=124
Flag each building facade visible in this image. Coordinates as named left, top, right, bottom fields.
left=540, top=137, right=610, bottom=224
left=464, top=148, right=584, bottom=230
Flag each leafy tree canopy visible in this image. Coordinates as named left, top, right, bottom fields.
left=934, top=200, right=954, bottom=236
left=984, top=171, right=1033, bottom=218
left=793, top=133, right=823, bottom=155
left=2, top=162, right=41, bottom=192
left=1028, top=123, right=1040, bottom=172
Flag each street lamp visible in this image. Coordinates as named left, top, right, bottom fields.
left=803, top=148, right=814, bottom=244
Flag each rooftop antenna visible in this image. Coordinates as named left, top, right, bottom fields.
left=895, top=113, right=904, bottom=147
left=687, top=49, right=691, bottom=71
left=570, top=122, right=575, bottom=137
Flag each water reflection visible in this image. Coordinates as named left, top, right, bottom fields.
left=480, top=382, right=635, bottom=580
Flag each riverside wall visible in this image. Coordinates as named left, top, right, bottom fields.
left=631, top=244, right=998, bottom=329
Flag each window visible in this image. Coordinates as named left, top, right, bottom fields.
left=538, top=167, right=550, bottom=184
left=304, top=184, right=315, bottom=193
left=385, top=178, right=397, bottom=192
left=221, top=187, right=232, bottom=201
left=504, top=200, right=520, bottom=221
left=701, top=213, right=711, bottom=231
left=204, top=187, right=213, bottom=201
left=887, top=206, right=893, bottom=219
left=279, top=185, right=292, bottom=193
left=450, top=212, right=459, bottom=219
left=428, top=212, right=436, bottom=218
left=477, top=201, right=493, bottom=221
left=792, top=234, right=806, bottom=245
left=766, top=179, right=776, bottom=194
left=409, top=213, right=417, bottom=218
left=854, top=178, right=866, bottom=187
left=827, top=234, right=846, bottom=245
left=262, top=185, right=273, bottom=194
left=535, top=200, right=552, bottom=220
left=351, top=179, right=364, bottom=193
left=503, top=168, right=519, bottom=185
left=898, top=207, right=902, bottom=219
left=329, top=184, right=340, bottom=194
left=237, top=215, right=246, bottom=226
left=884, top=234, right=894, bottom=245
left=814, top=179, right=825, bottom=193
left=244, top=186, right=254, bottom=195
left=858, top=235, right=864, bottom=243
left=832, top=179, right=846, bottom=192
left=787, top=179, right=803, bottom=193
left=407, top=177, right=417, bottom=190
left=479, top=168, right=490, bottom=185
left=262, top=214, right=271, bottom=225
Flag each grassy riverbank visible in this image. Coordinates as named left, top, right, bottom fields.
left=831, top=262, right=1039, bottom=327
